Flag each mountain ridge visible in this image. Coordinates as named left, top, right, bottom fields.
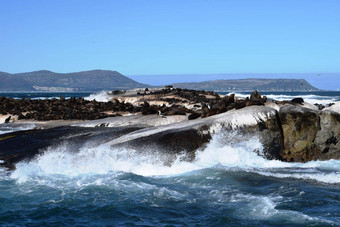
left=171, top=78, right=319, bottom=92
left=0, top=70, right=320, bottom=92
left=0, top=70, right=148, bottom=92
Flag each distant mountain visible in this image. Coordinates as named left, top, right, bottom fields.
left=0, top=70, right=149, bottom=92
left=172, top=79, right=319, bottom=92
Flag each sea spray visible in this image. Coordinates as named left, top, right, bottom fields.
left=85, top=91, right=112, bottom=102
left=1, top=91, right=340, bottom=226
left=229, top=92, right=339, bottom=105
left=0, top=123, right=36, bottom=135
left=1, top=131, right=339, bottom=226
left=9, top=131, right=340, bottom=185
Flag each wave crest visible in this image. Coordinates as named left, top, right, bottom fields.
left=8, top=131, right=340, bottom=185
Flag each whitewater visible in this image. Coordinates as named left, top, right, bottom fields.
left=1, top=132, right=340, bottom=225
left=0, top=91, right=340, bottom=226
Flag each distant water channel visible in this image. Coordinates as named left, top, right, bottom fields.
left=0, top=92, right=92, bottom=99
left=2, top=90, right=339, bottom=104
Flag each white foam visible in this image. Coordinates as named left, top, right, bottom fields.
left=10, top=131, right=340, bottom=185
left=84, top=91, right=112, bottom=102
left=266, top=94, right=337, bottom=105
left=229, top=93, right=338, bottom=105
left=231, top=193, right=334, bottom=224
left=231, top=194, right=281, bottom=218
left=255, top=171, right=340, bottom=184
left=0, top=123, right=36, bottom=135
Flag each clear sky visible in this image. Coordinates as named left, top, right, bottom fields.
left=1, top=0, right=340, bottom=87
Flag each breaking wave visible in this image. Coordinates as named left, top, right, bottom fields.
left=9, top=132, right=340, bottom=185
left=231, top=93, right=339, bottom=105
left=0, top=123, right=36, bottom=135
left=2, top=131, right=339, bottom=226
left=84, top=91, right=112, bottom=102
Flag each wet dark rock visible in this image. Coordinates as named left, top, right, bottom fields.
left=113, top=128, right=212, bottom=163
left=0, top=126, right=144, bottom=170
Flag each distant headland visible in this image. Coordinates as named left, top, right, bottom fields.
left=0, top=70, right=319, bottom=92
left=0, top=70, right=148, bottom=92
left=172, top=78, right=318, bottom=92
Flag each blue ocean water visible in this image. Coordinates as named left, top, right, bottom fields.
left=2, top=90, right=339, bottom=104
left=222, top=91, right=340, bottom=105
left=0, top=92, right=92, bottom=99
left=0, top=91, right=340, bottom=226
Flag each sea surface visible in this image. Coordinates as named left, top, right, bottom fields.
left=0, top=91, right=340, bottom=226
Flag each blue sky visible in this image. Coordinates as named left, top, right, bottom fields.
left=1, top=0, right=340, bottom=88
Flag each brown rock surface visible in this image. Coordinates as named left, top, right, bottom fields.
left=279, top=105, right=320, bottom=162
left=315, top=110, right=340, bottom=160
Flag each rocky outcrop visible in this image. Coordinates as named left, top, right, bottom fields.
left=0, top=106, right=283, bottom=170
left=105, top=106, right=284, bottom=163
left=0, top=97, right=123, bottom=121
left=0, top=126, right=143, bottom=170
left=315, top=110, right=340, bottom=160
left=275, top=103, right=340, bottom=162
left=1, top=88, right=340, bottom=167
left=0, top=88, right=269, bottom=122
left=279, top=105, right=320, bottom=162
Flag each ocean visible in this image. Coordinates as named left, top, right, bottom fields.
left=0, top=91, right=340, bottom=226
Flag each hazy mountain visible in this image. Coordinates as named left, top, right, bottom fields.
left=0, top=70, right=320, bottom=93
left=172, top=79, right=319, bottom=92
left=0, top=70, right=148, bottom=92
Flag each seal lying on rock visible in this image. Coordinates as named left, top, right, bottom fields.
left=4, top=116, right=11, bottom=123
left=0, top=88, right=268, bottom=122
left=291, top=97, right=304, bottom=104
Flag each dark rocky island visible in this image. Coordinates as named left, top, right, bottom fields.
left=0, top=87, right=267, bottom=121
left=0, top=87, right=340, bottom=171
